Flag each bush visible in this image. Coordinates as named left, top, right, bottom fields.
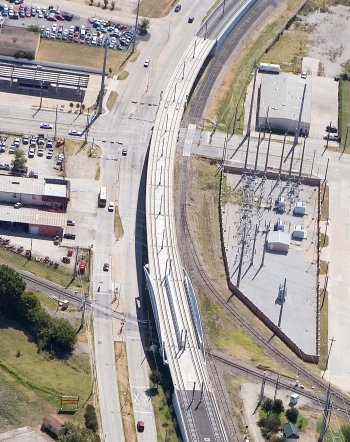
left=341, top=424, right=350, bottom=441
left=84, top=404, right=98, bottom=433
left=58, top=423, right=100, bottom=441
left=272, top=399, right=284, bottom=414
left=261, top=398, right=273, bottom=412
left=265, top=414, right=281, bottom=432
left=14, top=50, right=34, bottom=60
left=286, top=407, right=299, bottom=424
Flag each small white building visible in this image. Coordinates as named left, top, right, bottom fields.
left=293, top=201, right=306, bottom=216
left=292, top=225, right=306, bottom=240
left=267, top=230, right=290, bottom=253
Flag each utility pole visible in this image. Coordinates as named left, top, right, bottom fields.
left=298, top=135, right=307, bottom=177
left=274, top=374, right=280, bottom=401
left=264, top=131, right=272, bottom=172
left=318, top=384, right=331, bottom=442
left=310, top=150, right=316, bottom=176
left=132, top=0, right=141, bottom=54
left=279, top=133, right=287, bottom=176
left=39, top=80, right=44, bottom=110
left=98, top=43, right=108, bottom=115
left=246, top=66, right=258, bottom=137
left=236, top=224, right=246, bottom=289
left=80, top=292, right=87, bottom=329
left=54, top=105, right=58, bottom=140
left=322, top=337, right=336, bottom=379
left=258, top=372, right=266, bottom=405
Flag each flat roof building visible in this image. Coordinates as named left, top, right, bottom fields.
left=257, top=73, right=311, bottom=135
left=0, top=176, right=70, bottom=210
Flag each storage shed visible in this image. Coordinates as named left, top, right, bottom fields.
left=292, top=225, right=306, bottom=240
left=41, top=414, right=65, bottom=437
left=267, top=230, right=290, bottom=253
left=293, top=201, right=306, bottom=216
left=282, top=422, right=299, bottom=439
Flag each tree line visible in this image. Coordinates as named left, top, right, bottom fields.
left=0, top=265, right=76, bottom=358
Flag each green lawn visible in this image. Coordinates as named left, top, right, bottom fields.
left=339, top=80, right=350, bottom=152
left=0, top=322, right=92, bottom=430
left=0, top=247, right=88, bottom=288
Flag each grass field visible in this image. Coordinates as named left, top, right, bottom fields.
left=106, top=91, right=118, bottom=111
left=0, top=247, right=73, bottom=287
left=320, top=184, right=329, bottom=221
left=37, top=40, right=130, bottom=75
left=339, top=80, right=350, bottom=152
left=206, top=0, right=307, bottom=134
left=0, top=321, right=92, bottom=431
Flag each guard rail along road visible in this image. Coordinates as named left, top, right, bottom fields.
left=144, top=0, right=257, bottom=440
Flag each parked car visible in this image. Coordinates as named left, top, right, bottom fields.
left=67, top=220, right=75, bottom=226
left=326, top=124, right=338, bottom=133
left=46, top=151, right=53, bottom=159
left=108, top=202, right=114, bottom=212
left=122, top=147, right=128, bottom=156
left=174, top=4, right=181, bottom=12
left=323, top=133, right=341, bottom=142
left=28, top=148, right=35, bottom=158
left=144, top=59, right=150, bottom=68
left=103, top=263, right=109, bottom=271
left=63, top=233, right=76, bottom=240
left=68, top=129, right=82, bottom=136
left=14, top=202, right=23, bottom=209
left=188, top=16, right=194, bottom=23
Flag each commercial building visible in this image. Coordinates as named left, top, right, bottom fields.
left=257, top=73, right=311, bottom=135
left=0, top=176, right=69, bottom=237
left=0, top=176, right=70, bottom=210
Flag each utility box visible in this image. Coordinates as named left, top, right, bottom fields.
left=292, top=225, right=306, bottom=240
left=293, top=201, right=306, bottom=216
left=290, top=393, right=300, bottom=406
left=275, top=196, right=286, bottom=213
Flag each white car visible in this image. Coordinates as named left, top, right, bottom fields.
left=143, top=59, right=150, bottom=68
left=28, top=148, right=35, bottom=158
left=68, top=129, right=82, bottom=136
left=108, top=202, right=114, bottom=212
left=40, top=122, right=53, bottom=129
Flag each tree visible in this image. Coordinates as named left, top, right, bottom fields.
left=103, top=0, right=108, bottom=8
left=285, top=407, right=299, bottom=424
left=58, top=423, right=100, bottom=442
left=69, top=102, right=74, bottom=111
left=139, top=18, right=150, bottom=35
left=89, top=0, right=94, bottom=5
left=110, top=0, right=115, bottom=10
left=150, top=369, right=163, bottom=386
left=0, top=265, right=26, bottom=317
left=84, top=404, right=98, bottom=432
left=40, top=317, right=77, bottom=357
left=272, top=399, right=284, bottom=414
left=261, top=398, right=273, bottom=413
left=11, top=149, right=27, bottom=171
left=264, top=414, right=281, bottom=432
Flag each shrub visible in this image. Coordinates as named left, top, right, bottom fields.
left=272, top=399, right=284, bottom=414
left=286, top=407, right=299, bottom=424
left=84, top=404, right=98, bottom=432
left=265, top=414, right=281, bottom=432
left=261, top=398, right=273, bottom=412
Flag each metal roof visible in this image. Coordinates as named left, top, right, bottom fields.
left=0, top=205, right=66, bottom=227
left=267, top=230, right=290, bottom=245
left=44, top=182, right=67, bottom=198
left=259, top=73, right=311, bottom=127
left=0, top=61, right=89, bottom=88
left=0, top=176, right=44, bottom=196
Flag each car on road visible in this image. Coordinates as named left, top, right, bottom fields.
left=137, top=421, right=145, bottom=433
left=108, top=202, right=114, bottom=212
left=103, top=263, right=109, bottom=271
left=40, top=122, right=53, bottom=129
left=174, top=4, right=181, bottom=12
left=0, top=163, right=9, bottom=170
left=188, top=16, right=194, bottom=23
left=67, top=220, right=75, bottom=226
left=144, top=59, right=150, bottom=68
left=122, top=147, right=128, bottom=156
left=326, top=124, right=338, bottom=133
left=63, top=233, right=76, bottom=240
left=68, top=129, right=82, bottom=136
left=323, top=133, right=341, bottom=142
left=301, top=71, right=307, bottom=79
left=14, top=202, right=23, bottom=209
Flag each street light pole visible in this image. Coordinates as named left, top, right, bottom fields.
left=132, top=0, right=141, bottom=54
left=322, top=337, right=336, bottom=379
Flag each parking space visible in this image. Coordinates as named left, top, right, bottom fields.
left=0, top=133, right=64, bottom=179
left=0, top=3, right=135, bottom=51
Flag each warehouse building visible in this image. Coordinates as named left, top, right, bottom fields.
left=0, top=176, right=70, bottom=210
left=257, top=73, right=311, bottom=135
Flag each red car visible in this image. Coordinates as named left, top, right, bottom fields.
left=47, top=15, right=57, bottom=21
left=137, top=421, right=144, bottom=433
left=25, top=9, right=31, bottom=16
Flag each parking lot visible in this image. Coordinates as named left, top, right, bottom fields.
left=0, top=3, right=135, bottom=50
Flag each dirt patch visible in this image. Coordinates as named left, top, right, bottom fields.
left=117, top=70, right=129, bottom=80
left=139, top=0, right=175, bottom=18
left=106, top=91, right=118, bottom=111
left=115, top=341, right=136, bottom=442
left=64, top=140, right=100, bottom=180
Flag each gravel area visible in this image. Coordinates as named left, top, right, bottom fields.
left=304, top=4, right=350, bottom=77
